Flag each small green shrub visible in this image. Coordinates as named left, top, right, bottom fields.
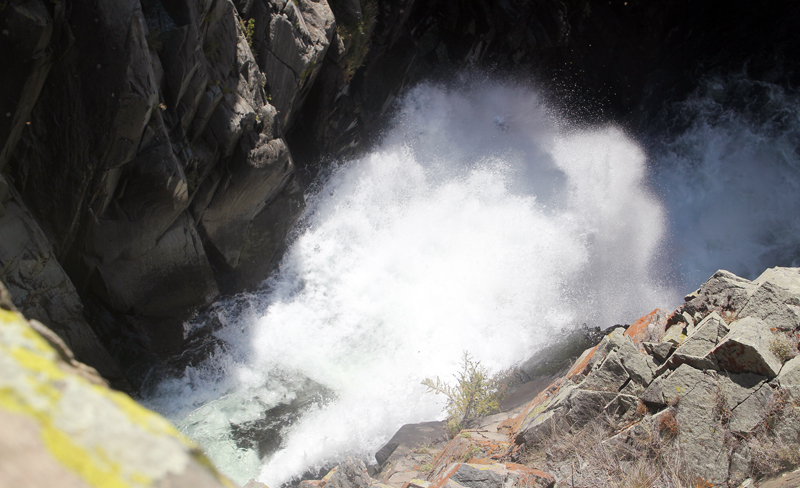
left=462, top=445, right=482, bottom=462
left=336, top=0, right=378, bottom=81
left=241, top=18, right=255, bottom=48
left=419, top=463, right=433, bottom=473
left=422, top=352, right=507, bottom=438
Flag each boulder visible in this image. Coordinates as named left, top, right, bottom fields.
left=325, top=457, right=373, bottom=488
left=623, top=308, right=668, bottom=348
left=661, top=322, right=687, bottom=346
left=684, top=269, right=757, bottom=317
left=577, top=351, right=629, bottom=392
left=643, top=341, right=674, bottom=362
left=564, top=389, right=620, bottom=428
left=0, top=305, right=233, bottom=488
left=712, top=317, right=783, bottom=378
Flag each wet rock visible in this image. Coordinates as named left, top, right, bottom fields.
left=713, top=317, right=783, bottom=378
left=375, top=421, right=446, bottom=469
left=324, top=457, right=372, bottom=488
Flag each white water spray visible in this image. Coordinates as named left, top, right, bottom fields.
left=144, top=79, right=679, bottom=486
left=652, top=76, right=800, bottom=285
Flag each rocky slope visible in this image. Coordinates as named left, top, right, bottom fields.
left=2, top=258, right=800, bottom=487
left=300, top=267, right=800, bottom=488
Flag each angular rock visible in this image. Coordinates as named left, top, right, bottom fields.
left=586, top=327, right=628, bottom=371
left=684, top=269, right=756, bottom=317
left=728, top=383, right=773, bottom=434
left=565, top=389, right=620, bottom=428
left=256, top=0, right=336, bottom=128
left=669, top=368, right=729, bottom=484
left=643, top=341, right=674, bottom=362
left=578, top=351, right=629, bottom=392
left=661, top=322, right=687, bottom=346
left=641, top=364, right=709, bottom=407
left=670, top=312, right=730, bottom=370
left=623, top=308, right=668, bottom=348
left=713, top=317, right=783, bottom=378
left=92, top=212, right=219, bottom=354
left=326, top=457, right=372, bottom=488
left=196, top=132, right=303, bottom=291
left=775, top=355, right=800, bottom=398
left=616, top=338, right=657, bottom=387
left=739, top=267, right=800, bottom=331
left=515, top=409, right=566, bottom=445
left=375, top=421, right=446, bottom=469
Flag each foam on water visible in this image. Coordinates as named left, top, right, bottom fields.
left=143, top=79, right=679, bottom=486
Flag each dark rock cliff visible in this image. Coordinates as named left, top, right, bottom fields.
left=1, top=0, right=799, bottom=390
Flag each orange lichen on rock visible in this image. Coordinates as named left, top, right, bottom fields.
left=625, top=309, right=659, bottom=346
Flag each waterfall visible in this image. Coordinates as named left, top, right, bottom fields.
left=141, top=75, right=800, bottom=487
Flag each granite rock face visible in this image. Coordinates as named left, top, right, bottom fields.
left=0, top=0, right=313, bottom=384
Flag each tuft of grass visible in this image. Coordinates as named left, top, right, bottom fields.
left=657, top=410, right=679, bottom=441
left=634, top=399, right=647, bottom=418
left=714, top=386, right=732, bottom=426
left=462, top=445, right=482, bottom=462
left=520, top=413, right=696, bottom=488
left=770, top=334, right=798, bottom=362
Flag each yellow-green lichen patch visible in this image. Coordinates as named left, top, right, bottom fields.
left=41, top=422, right=134, bottom=488
left=103, top=385, right=187, bottom=441
left=0, top=306, right=217, bottom=487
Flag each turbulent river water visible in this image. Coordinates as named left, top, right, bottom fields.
left=141, top=75, right=800, bottom=487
